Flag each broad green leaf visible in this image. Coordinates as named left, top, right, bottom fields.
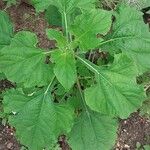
left=3, top=89, right=29, bottom=114
left=140, top=100, right=150, bottom=118
left=0, top=47, right=54, bottom=87
left=79, top=54, right=146, bottom=118
left=46, top=29, right=67, bottom=49
left=31, top=0, right=96, bottom=13
left=45, top=4, right=81, bottom=27
left=0, top=32, right=54, bottom=87
left=101, top=5, right=150, bottom=74
left=31, top=0, right=51, bottom=12
left=0, top=11, right=13, bottom=50
left=11, top=31, right=38, bottom=47
left=70, top=9, right=112, bottom=51
left=0, top=73, right=6, bottom=80
left=45, top=5, right=62, bottom=27
left=51, top=50, right=77, bottom=90
left=54, top=83, right=66, bottom=96
left=45, top=5, right=81, bottom=27
left=76, top=0, right=96, bottom=10
left=69, top=110, right=117, bottom=150
left=3, top=89, right=74, bottom=150
left=144, top=145, right=150, bottom=150
left=67, top=90, right=83, bottom=110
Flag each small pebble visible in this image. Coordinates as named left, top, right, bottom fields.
left=124, top=144, right=130, bottom=148
left=123, top=129, right=127, bottom=132
left=10, top=132, right=13, bottom=135
left=7, top=142, right=13, bottom=149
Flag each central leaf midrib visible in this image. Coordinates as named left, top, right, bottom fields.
left=84, top=111, right=100, bottom=148
left=30, top=94, right=48, bottom=147
left=99, top=74, right=140, bottom=115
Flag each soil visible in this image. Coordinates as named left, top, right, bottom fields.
left=0, top=1, right=150, bottom=150
left=0, top=124, right=20, bottom=150
left=115, top=113, right=150, bottom=150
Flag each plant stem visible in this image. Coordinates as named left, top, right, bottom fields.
left=76, top=78, right=98, bottom=142
left=98, top=36, right=135, bottom=47
left=79, top=76, right=93, bottom=80
left=75, top=55, right=100, bottom=75
left=76, top=55, right=113, bottom=87
left=43, top=50, right=55, bottom=55
left=44, top=76, right=55, bottom=95
left=63, top=12, right=69, bottom=41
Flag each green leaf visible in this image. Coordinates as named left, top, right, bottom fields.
left=51, top=50, right=77, bottom=90
left=3, top=89, right=29, bottom=114
left=0, top=11, right=13, bottom=50
left=0, top=31, right=54, bottom=87
left=54, top=83, right=66, bottom=96
left=78, top=54, right=146, bottom=118
left=31, top=0, right=51, bottom=12
left=3, top=89, right=74, bottom=150
left=46, top=29, right=67, bottom=49
left=31, top=0, right=96, bottom=13
left=67, top=90, right=83, bottom=110
left=69, top=110, right=117, bottom=150
left=76, top=0, right=96, bottom=10
left=101, top=5, right=150, bottom=74
left=70, top=9, right=112, bottom=51
left=0, top=72, right=6, bottom=80
left=140, top=100, right=150, bottom=118
left=45, top=5, right=62, bottom=27
left=11, top=31, right=38, bottom=47
left=144, top=145, right=150, bottom=150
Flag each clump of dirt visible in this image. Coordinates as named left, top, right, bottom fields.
left=0, top=124, right=20, bottom=150
left=59, top=135, right=71, bottom=150
left=0, top=80, right=15, bottom=92
left=115, top=113, right=150, bottom=150
left=0, top=1, right=5, bottom=9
